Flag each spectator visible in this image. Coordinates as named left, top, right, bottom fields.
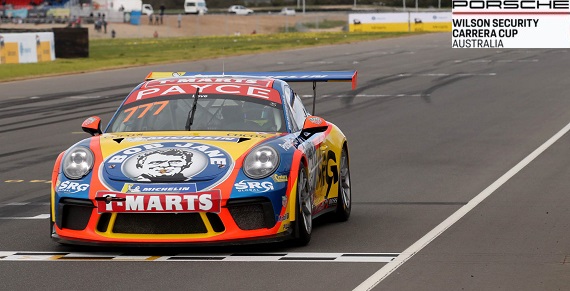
left=149, top=13, right=153, bottom=25
left=111, top=29, right=116, bottom=38
left=102, top=14, right=107, bottom=33
left=153, top=30, right=158, bottom=38
left=94, top=18, right=101, bottom=32
left=155, top=14, right=159, bottom=25
left=159, top=4, right=165, bottom=25
left=177, top=13, right=181, bottom=28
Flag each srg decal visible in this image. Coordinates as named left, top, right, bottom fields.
left=56, top=181, right=89, bottom=194
left=234, top=180, right=274, bottom=193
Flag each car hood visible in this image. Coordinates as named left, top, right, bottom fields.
left=96, top=131, right=281, bottom=184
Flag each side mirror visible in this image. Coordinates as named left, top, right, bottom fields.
left=300, top=116, right=328, bottom=138
left=82, top=116, right=103, bottom=136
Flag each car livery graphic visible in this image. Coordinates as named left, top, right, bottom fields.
left=51, top=71, right=356, bottom=246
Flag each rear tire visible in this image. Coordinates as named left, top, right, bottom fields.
left=333, top=147, right=351, bottom=221
left=292, top=164, right=312, bottom=246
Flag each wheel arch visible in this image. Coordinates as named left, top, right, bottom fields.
left=287, top=150, right=308, bottom=223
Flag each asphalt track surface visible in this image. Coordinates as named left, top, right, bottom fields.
left=1, top=33, right=570, bottom=290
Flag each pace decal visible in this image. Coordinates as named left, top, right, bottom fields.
left=101, top=142, right=232, bottom=191
left=129, top=84, right=280, bottom=104
left=56, top=181, right=89, bottom=194
left=234, top=180, right=274, bottom=193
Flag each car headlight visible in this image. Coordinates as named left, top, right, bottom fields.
left=62, top=146, right=94, bottom=179
left=243, top=145, right=279, bottom=179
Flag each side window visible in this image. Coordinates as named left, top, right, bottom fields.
left=291, top=92, right=308, bottom=130
left=282, top=85, right=297, bottom=132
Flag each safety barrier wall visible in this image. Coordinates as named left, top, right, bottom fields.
left=0, top=31, right=55, bottom=64
left=349, top=12, right=452, bottom=33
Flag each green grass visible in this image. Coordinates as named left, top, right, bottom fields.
left=0, top=31, right=413, bottom=82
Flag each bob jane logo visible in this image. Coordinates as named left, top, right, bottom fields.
left=104, top=142, right=232, bottom=183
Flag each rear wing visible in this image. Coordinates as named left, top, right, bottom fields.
left=145, top=71, right=357, bottom=114
left=146, top=71, right=357, bottom=89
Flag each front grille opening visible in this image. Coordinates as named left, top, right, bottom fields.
left=97, top=213, right=112, bottom=232
left=58, top=199, right=94, bottom=231
left=112, top=213, right=207, bottom=234
left=227, top=198, right=276, bottom=230
left=205, top=212, right=225, bottom=232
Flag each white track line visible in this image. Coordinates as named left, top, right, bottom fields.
left=0, top=252, right=399, bottom=262
left=354, top=120, right=570, bottom=291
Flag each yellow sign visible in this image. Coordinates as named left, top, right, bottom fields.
left=350, top=23, right=409, bottom=33
left=37, top=41, right=51, bottom=62
left=3, top=42, right=19, bottom=64
left=411, top=22, right=452, bottom=32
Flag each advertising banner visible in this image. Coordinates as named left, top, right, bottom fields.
left=410, top=12, right=453, bottom=32
left=4, top=9, right=28, bottom=19
left=0, top=35, right=19, bottom=64
left=452, top=0, right=570, bottom=48
left=0, top=32, right=55, bottom=64
left=349, top=13, right=410, bottom=32
left=349, top=12, right=452, bottom=33
left=46, top=8, right=71, bottom=18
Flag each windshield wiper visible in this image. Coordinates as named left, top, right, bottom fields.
left=185, top=87, right=201, bottom=130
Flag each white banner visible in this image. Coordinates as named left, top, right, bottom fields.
left=0, top=32, right=55, bottom=64
left=452, top=0, right=570, bottom=48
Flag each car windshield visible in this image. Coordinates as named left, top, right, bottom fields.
left=108, top=94, right=286, bottom=133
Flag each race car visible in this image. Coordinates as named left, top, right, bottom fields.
left=50, top=71, right=356, bottom=246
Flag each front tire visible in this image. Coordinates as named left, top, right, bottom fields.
left=293, top=164, right=312, bottom=246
